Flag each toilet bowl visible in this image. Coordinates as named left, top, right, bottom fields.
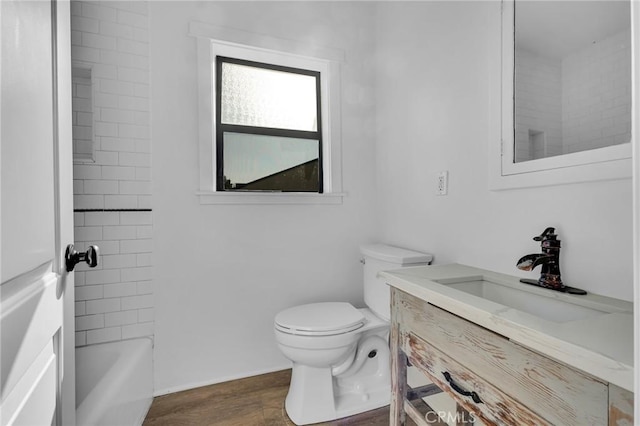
left=275, top=302, right=365, bottom=368
left=274, top=244, right=432, bottom=425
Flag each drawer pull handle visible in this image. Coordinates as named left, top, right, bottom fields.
left=442, top=371, right=483, bottom=404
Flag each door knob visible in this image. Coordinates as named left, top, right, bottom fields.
left=65, top=244, right=99, bottom=272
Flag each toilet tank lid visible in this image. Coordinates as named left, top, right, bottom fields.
left=360, top=244, right=433, bottom=265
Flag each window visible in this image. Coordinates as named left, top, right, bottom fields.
left=190, top=21, right=344, bottom=204
left=216, top=57, right=323, bottom=192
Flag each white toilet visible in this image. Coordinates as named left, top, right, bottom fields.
left=274, top=244, right=432, bottom=425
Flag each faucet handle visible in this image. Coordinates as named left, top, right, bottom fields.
left=533, top=227, right=556, bottom=241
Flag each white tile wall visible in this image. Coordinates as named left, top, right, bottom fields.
left=514, top=50, right=563, bottom=162
left=562, top=29, right=632, bottom=154
left=74, top=211, right=154, bottom=346
left=515, top=28, right=632, bottom=160
left=71, top=0, right=152, bottom=347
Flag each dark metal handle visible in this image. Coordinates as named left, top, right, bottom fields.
left=533, top=227, right=556, bottom=241
left=442, top=371, right=482, bottom=404
left=65, top=244, right=99, bottom=272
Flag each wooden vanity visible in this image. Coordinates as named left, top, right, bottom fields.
left=381, top=264, right=634, bottom=426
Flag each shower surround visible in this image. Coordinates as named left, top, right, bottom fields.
left=70, top=0, right=154, bottom=347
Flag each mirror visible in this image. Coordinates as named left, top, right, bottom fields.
left=492, top=0, right=634, bottom=189
left=513, top=1, right=631, bottom=163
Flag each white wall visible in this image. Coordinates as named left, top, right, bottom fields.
left=375, top=2, right=633, bottom=301
left=149, top=0, right=633, bottom=395
left=149, top=1, right=378, bottom=394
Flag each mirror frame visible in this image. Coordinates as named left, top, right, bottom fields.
left=632, top=1, right=640, bottom=416
left=490, top=0, right=634, bottom=190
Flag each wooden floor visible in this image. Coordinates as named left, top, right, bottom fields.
left=143, top=369, right=418, bottom=426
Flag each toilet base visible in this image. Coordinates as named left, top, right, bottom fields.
left=284, top=355, right=390, bottom=425
left=277, top=309, right=391, bottom=425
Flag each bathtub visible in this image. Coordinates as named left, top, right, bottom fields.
left=76, top=338, right=153, bottom=426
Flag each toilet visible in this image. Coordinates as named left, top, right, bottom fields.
left=274, top=244, right=433, bottom=425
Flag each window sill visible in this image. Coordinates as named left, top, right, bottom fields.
left=196, top=191, right=346, bottom=205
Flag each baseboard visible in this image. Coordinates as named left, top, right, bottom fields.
left=136, top=397, right=154, bottom=426
left=153, top=362, right=292, bottom=397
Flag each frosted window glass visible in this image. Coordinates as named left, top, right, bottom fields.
left=220, top=62, right=318, bottom=132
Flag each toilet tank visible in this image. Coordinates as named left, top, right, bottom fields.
left=360, top=244, right=432, bottom=321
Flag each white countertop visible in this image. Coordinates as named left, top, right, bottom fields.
left=380, top=263, right=634, bottom=392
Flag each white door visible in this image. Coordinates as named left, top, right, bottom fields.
left=1, top=1, right=76, bottom=425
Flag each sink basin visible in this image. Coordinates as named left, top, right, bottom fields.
left=433, top=277, right=609, bottom=323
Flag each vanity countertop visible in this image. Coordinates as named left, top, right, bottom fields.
left=380, top=263, right=634, bottom=392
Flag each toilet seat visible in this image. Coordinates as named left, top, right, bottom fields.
left=275, top=302, right=365, bottom=336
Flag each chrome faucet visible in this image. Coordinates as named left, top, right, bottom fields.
left=516, top=228, right=587, bottom=294
left=516, top=227, right=564, bottom=290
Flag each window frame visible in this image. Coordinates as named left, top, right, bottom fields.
left=189, top=21, right=345, bottom=205
left=215, top=56, right=324, bottom=193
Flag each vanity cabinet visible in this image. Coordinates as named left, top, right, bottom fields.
left=390, top=288, right=634, bottom=426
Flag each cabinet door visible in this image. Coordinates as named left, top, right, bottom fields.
left=394, top=290, right=609, bottom=425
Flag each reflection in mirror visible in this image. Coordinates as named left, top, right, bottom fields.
left=514, top=1, right=631, bottom=163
